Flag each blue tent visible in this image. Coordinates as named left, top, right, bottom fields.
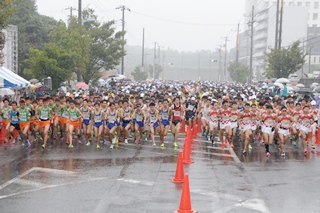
left=0, top=67, right=30, bottom=88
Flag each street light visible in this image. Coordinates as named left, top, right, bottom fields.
left=81, top=19, right=95, bottom=26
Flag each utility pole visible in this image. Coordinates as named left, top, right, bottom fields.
left=249, top=5, right=255, bottom=83
left=275, top=0, right=280, bottom=49
left=278, top=0, right=284, bottom=49
left=218, top=46, right=222, bottom=82
left=162, top=51, right=165, bottom=80
left=153, top=42, right=157, bottom=79
left=236, top=23, right=240, bottom=64
left=142, top=28, right=145, bottom=68
left=78, top=0, right=82, bottom=25
left=65, top=7, right=77, bottom=18
left=116, top=5, right=131, bottom=75
left=221, top=37, right=229, bottom=81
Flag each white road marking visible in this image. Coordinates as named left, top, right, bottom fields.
left=117, top=178, right=154, bottom=186
left=0, top=167, right=76, bottom=191
left=192, top=189, right=270, bottom=213
left=14, top=179, right=48, bottom=188
left=0, top=177, right=110, bottom=200
left=0, top=167, right=36, bottom=190
left=229, top=147, right=241, bottom=163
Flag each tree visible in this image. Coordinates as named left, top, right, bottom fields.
left=228, top=62, right=250, bottom=83
left=148, top=64, right=162, bottom=79
left=131, top=66, right=148, bottom=81
left=83, top=20, right=125, bottom=83
left=24, top=43, right=73, bottom=90
left=7, top=0, right=57, bottom=76
left=264, top=40, right=306, bottom=78
left=49, top=18, right=90, bottom=82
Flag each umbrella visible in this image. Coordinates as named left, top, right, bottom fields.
left=273, top=82, right=284, bottom=89
left=296, top=84, right=305, bottom=88
left=275, top=78, right=290, bottom=83
left=314, top=87, right=320, bottom=92
left=0, top=88, right=14, bottom=96
left=76, top=82, right=89, bottom=88
left=271, top=78, right=277, bottom=83
left=293, top=86, right=300, bottom=91
left=29, top=78, right=39, bottom=84
left=262, top=85, right=268, bottom=89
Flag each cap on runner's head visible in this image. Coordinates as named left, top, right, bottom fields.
left=311, top=100, right=316, bottom=105
left=191, top=97, right=196, bottom=101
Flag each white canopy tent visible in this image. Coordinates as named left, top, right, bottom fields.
left=0, top=67, right=30, bottom=88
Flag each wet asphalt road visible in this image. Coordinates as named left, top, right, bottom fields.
left=0, top=134, right=320, bottom=213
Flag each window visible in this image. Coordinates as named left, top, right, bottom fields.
left=313, top=13, right=318, bottom=20
left=314, top=57, right=316, bottom=63
left=297, top=2, right=302, bottom=6
left=315, top=2, right=319, bottom=9
left=306, top=2, right=311, bottom=7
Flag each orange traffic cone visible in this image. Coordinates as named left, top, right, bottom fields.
left=316, top=129, right=320, bottom=145
left=172, top=152, right=185, bottom=183
left=183, top=140, right=194, bottom=164
left=197, top=117, right=202, bottom=133
left=180, top=119, right=186, bottom=133
left=0, top=124, right=5, bottom=143
left=173, top=174, right=198, bottom=213
left=187, top=123, right=191, bottom=133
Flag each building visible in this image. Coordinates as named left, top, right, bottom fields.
left=1, top=25, right=18, bottom=74
left=239, top=1, right=312, bottom=80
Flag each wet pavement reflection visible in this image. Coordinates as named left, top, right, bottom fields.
left=0, top=135, right=319, bottom=212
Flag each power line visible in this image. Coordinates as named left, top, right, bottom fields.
left=130, top=11, right=236, bottom=27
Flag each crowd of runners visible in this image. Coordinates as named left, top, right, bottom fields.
left=0, top=81, right=318, bottom=157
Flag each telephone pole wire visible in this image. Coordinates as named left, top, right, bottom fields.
left=116, top=5, right=131, bottom=75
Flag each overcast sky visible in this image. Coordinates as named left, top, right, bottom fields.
left=36, top=0, right=245, bottom=52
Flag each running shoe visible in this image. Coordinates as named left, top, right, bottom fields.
left=152, top=143, right=156, bottom=147
left=101, top=140, right=106, bottom=145
left=304, top=149, right=307, bottom=154
left=293, top=141, right=297, bottom=146
left=243, top=149, right=247, bottom=154
left=78, top=139, right=81, bottom=144
left=138, top=139, right=141, bottom=144
left=135, top=139, right=138, bottom=144
left=160, top=143, right=165, bottom=148
left=248, top=144, right=252, bottom=150
left=68, top=144, right=74, bottom=148
left=281, top=152, right=285, bottom=157
left=124, top=139, right=128, bottom=144
left=201, top=131, right=205, bottom=137
left=173, top=142, right=178, bottom=148
left=260, top=138, right=264, bottom=143
left=110, top=144, right=114, bottom=149
left=311, top=145, right=315, bottom=150
left=144, top=138, right=148, bottom=142
left=212, top=141, right=215, bottom=146
left=230, top=144, right=234, bottom=149
left=206, top=136, right=210, bottom=141
left=96, top=144, right=100, bottom=149
left=224, top=139, right=228, bottom=146
left=255, top=134, right=259, bottom=140
left=266, top=152, right=270, bottom=157
left=41, top=144, right=45, bottom=149
left=25, top=140, right=30, bottom=149
left=112, top=138, right=116, bottom=145
left=86, top=142, right=91, bottom=146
